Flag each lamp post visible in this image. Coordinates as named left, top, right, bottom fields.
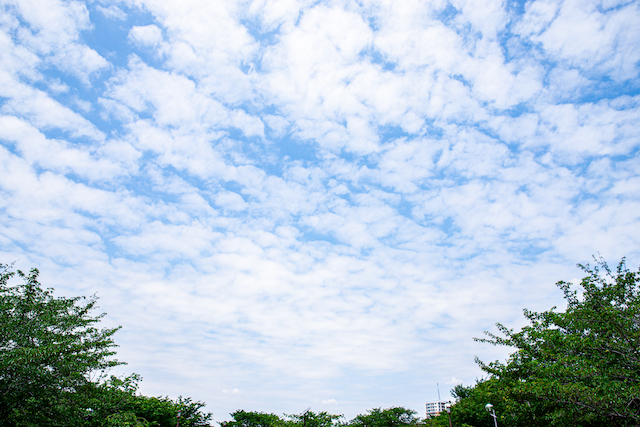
left=444, top=402, right=452, bottom=427
left=302, top=407, right=311, bottom=427
left=485, top=404, right=498, bottom=427
left=176, top=410, right=182, bottom=427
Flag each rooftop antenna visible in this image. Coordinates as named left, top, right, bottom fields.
left=437, top=382, right=441, bottom=402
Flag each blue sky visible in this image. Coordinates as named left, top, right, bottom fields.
left=1, top=0, right=640, bottom=421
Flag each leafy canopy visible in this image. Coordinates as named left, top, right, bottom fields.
left=349, top=407, right=419, bottom=427
left=0, top=263, right=212, bottom=427
left=221, top=410, right=289, bottom=427
left=221, top=407, right=418, bottom=427
left=471, top=257, right=640, bottom=426
left=0, top=264, right=122, bottom=426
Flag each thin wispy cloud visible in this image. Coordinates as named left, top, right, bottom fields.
left=1, top=0, right=639, bottom=421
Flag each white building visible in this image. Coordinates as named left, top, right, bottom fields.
left=425, top=401, right=448, bottom=418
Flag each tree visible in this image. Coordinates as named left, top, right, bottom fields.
left=221, top=410, right=288, bottom=427
left=221, top=410, right=343, bottom=427
left=473, top=257, right=640, bottom=426
left=287, top=410, right=343, bottom=427
left=85, top=375, right=212, bottom=427
left=128, top=394, right=212, bottom=427
left=348, top=407, right=419, bottom=427
left=0, top=263, right=212, bottom=427
left=0, top=264, right=122, bottom=426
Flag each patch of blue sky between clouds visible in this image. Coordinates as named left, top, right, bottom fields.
left=568, top=79, right=640, bottom=105
left=238, top=20, right=282, bottom=73
left=358, top=46, right=396, bottom=72
left=433, top=2, right=462, bottom=26
left=84, top=3, right=160, bottom=70
left=277, top=135, right=318, bottom=162
left=297, top=226, right=342, bottom=246
left=377, top=125, right=413, bottom=142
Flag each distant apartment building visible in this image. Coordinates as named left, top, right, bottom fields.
left=425, top=401, right=448, bottom=418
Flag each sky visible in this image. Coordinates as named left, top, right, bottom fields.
left=1, top=0, right=640, bottom=421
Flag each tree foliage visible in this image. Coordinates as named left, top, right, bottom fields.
left=0, top=263, right=211, bottom=427
left=84, top=374, right=212, bottom=427
left=221, top=410, right=288, bottom=427
left=288, top=410, right=344, bottom=427
left=348, top=407, right=419, bottom=427
left=221, top=408, right=418, bottom=427
left=0, top=264, right=122, bottom=426
left=469, top=257, right=640, bottom=426
left=222, top=410, right=343, bottom=427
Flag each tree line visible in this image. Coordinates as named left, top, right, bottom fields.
left=2, top=257, right=639, bottom=426
left=221, top=407, right=420, bottom=427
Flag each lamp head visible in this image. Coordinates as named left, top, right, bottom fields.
left=485, top=403, right=493, bottom=412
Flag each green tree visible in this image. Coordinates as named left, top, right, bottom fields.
left=86, top=375, right=212, bottom=427
left=474, top=257, right=640, bottom=426
left=128, top=394, right=211, bottom=427
left=221, top=410, right=288, bottom=427
left=0, top=263, right=212, bottom=427
left=222, top=410, right=343, bottom=427
left=0, top=264, right=122, bottom=426
left=442, top=380, right=521, bottom=427
left=287, top=410, right=343, bottom=427
left=348, top=407, right=419, bottom=427
left=105, top=411, right=151, bottom=427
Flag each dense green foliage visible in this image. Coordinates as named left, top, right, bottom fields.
left=221, top=410, right=289, bottom=427
left=78, top=375, right=211, bottom=427
left=0, top=264, right=211, bottom=427
left=349, top=407, right=419, bottom=427
left=221, top=408, right=419, bottom=427
left=0, top=264, right=122, bottom=426
left=222, top=409, right=345, bottom=427
left=287, top=410, right=344, bottom=427
left=84, top=374, right=212, bottom=427
left=450, top=257, right=640, bottom=426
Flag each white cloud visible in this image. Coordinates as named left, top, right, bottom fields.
left=0, top=115, right=118, bottom=180
left=129, top=25, right=163, bottom=46
left=96, top=5, right=127, bottom=21
left=516, top=0, right=640, bottom=80
left=104, top=55, right=263, bottom=137
left=5, top=0, right=108, bottom=82
left=215, top=190, right=248, bottom=211
left=264, top=114, right=290, bottom=137
left=0, top=78, right=104, bottom=140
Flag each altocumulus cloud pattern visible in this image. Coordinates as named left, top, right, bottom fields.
left=1, top=0, right=639, bottom=420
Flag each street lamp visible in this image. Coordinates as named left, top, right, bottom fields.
left=176, top=410, right=182, bottom=427
left=485, top=404, right=498, bottom=427
left=444, top=402, right=452, bottom=427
